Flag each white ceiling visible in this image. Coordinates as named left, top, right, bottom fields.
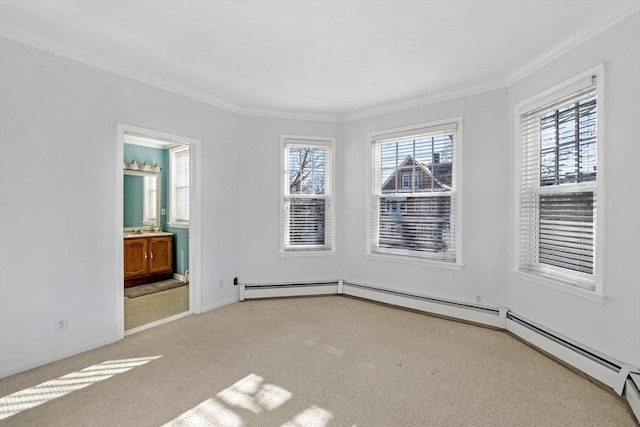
left=0, top=0, right=637, bottom=121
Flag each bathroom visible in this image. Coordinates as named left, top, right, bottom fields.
left=123, top=135, right=190, bottom=331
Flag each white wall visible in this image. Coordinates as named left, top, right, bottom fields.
left=0, top=37, right=242, bottom=376
left=507, top=12, right=640, bottom=367
left=238, top=116, right=342, bottom=283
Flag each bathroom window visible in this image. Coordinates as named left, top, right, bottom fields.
left=169, top=145, right=189, bottom=227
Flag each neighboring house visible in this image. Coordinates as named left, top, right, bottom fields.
left=288, top=198, right=326, bottom=245
left=379, top=155, right=452, bottom=252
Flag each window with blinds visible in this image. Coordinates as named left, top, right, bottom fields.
left=282, top=136, right=334, bottom=253
left=517, top=65, right=603, bottom=293
left=169, top=145, right=189, bottom=226
left=368, top=118, right=462, bottom=265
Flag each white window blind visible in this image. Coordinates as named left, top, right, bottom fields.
left=518, top=72, right=600, bottom=291
left=369, top=119, right=461, bottom=264
left=170, top=146, right=189, bottom=225
left=282, top=137, right=334, bottom=253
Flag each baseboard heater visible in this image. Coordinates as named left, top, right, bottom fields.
left=240, top=280, right=339, bottom=301
left=505, top=312, right=629, bottom=392
left=627, top=373, right=640, bottom=421
left=341, top=281, right=505, bottom=329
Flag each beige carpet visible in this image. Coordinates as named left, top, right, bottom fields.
left=0, top=296, right=636, bottom=426
left=124, top=285, right=189, bottom=330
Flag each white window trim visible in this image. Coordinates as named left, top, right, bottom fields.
left=514, top=63, right=605, bottom=301
left=168, top=145, right=190, bottom=228
left=366, top=117, right=463, bottom=269
left=280, top=135, right=336, bottom=256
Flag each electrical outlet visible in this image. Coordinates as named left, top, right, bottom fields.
left=219, top=280, right=224, bottom=288
left=55, top=316, right=67, bottom=332
left=475, top=295, right=483, bottom=304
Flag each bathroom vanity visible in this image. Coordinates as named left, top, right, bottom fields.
left=124, top=232, right=173, bottom=288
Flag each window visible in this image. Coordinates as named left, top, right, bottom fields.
left=401, top=173, right=411, bottom=189
left=281, top=136, right=334, bottom=253
left=516, top=65, right=603, bottom=296
left=169, top=145, right=189, bottom=227
left=368, top=118, right=462, bottom=265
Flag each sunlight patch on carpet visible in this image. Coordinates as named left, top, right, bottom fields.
left=0, top=356, right=162, bottom=420
left=163, top=373, right=336, bottom=427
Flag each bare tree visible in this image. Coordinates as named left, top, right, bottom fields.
left=289, top=147, right=325, bottom=194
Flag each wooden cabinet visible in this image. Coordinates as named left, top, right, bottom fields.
left=124, top=238, right=148, bottom=278
left=124, top=235, right=173, bottom=288
left=148, top=237, right=172, bottom=274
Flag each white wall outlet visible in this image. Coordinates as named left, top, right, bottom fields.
left=55, top=316, right=68, bottom=332
left=219, top=280, right=224, bottom=288
left=161, top=208, right=166, bottom=215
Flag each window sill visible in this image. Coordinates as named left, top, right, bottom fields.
left=367, top=252, right=463, bottom=270
left=513, top=270, right=605, bottom=303
left=280, top=250, right=336, bottom=257
left=168, top=222, right=189, bottom=229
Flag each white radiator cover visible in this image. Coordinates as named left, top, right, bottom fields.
left=240, top=281, right=339, bottom=301
left=239, top=279, right=638, bottom=420
left=627, top=374, right=640, bottom=421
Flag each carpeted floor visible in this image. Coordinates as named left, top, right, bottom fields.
left=0, top=296, right=637, bottom=426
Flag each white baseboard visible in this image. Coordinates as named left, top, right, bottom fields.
left=0, top=334, right=120, bottom=379
left=201, top=296, right=239, bottom=313
left=173, top=273, right=186, bottom=282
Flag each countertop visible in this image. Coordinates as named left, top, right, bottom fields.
left=123, top=231, right=174, bottom=239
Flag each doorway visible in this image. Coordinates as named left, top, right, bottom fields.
left=116, top=123, right=202, bottom=337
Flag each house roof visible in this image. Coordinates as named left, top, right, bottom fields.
left=381, top=155, right=452, bottom=193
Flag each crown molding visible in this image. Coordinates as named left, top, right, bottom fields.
left=505, top=1, right=639, bottom=85
left=0, top=28, right=342, bottom=123
left=339, top=79, right=506, bottom=122
left=0, top=28, right=249, bottom=112
left=234, top=106, right=340, bottom=122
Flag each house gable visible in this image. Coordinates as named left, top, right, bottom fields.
left=381, top=155, right=452, bottom=193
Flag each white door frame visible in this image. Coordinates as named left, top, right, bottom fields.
left=115, top=123, right=202, bottom=339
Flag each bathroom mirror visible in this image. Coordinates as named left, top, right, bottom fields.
left=123, top=170, right=161, bottom=229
